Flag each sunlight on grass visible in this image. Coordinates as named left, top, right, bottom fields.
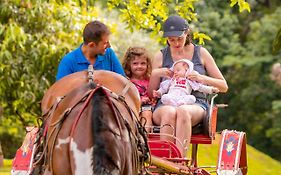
left=0, top=159, right=12, bottom=175
left=197, top=134, right=281, bottom=175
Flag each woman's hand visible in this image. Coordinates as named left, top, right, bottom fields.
left=212, top=87, right=220, bottom=93
left=153, top=67, right=173, bottom=79
left=187, top=70, right=204, bottom=83
left=148, top=67, right=173, bottom=97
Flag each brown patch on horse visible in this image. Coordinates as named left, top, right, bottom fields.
left=44, top=83, right=93, bottom=175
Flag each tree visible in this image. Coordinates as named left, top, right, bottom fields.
left=0, top=0, right=161, bottom=158
left=106, top=0, right=250, bottom=44
left=220, top=6, right=281, bottom=160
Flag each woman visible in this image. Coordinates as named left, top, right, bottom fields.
left=148, top=15, right=228, bottom=156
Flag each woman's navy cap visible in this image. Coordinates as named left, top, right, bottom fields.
left=163, top=15, right=189, bottom=37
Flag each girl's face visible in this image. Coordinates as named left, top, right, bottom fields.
left=173, top=62, right=188, bottom=78
left=130, top=56, right=148, bottom=79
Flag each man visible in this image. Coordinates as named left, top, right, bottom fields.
left=56, top=20, right=125, bottom=81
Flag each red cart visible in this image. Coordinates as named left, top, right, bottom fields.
left=146, top=94, right=248, bottom=175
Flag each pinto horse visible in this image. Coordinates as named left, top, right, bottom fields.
left=36, top=70, right=148, bottom=175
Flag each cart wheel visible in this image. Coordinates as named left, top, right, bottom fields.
left=217, top=129, right=247, bottom=175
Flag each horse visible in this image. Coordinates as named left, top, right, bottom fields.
left=35, top=69, right=148, bottom=175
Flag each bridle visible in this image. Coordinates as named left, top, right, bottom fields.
left=33, top=66, right=149, bottom=174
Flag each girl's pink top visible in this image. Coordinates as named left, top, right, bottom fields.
left=130, top=79, right=152, bottom=105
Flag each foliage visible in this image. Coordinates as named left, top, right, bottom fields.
left=193, top=0, right=281, bottom=160
left=0, top=131, right=23, bottom=159
left=0, top=1, right=90, bottom=157
left=107, top=0, right=210, bottom=45
left=272, top=27, right=281, bottom=55
left=0, top=0, right=161, bottom=158
left=0, top=0, right=86, bottom=124
left=0, top=1, right=159, bottom=121
left=230, top=0, right=251, bottom=13
left=1, top=0, right=281, bottom=163
left=220, top=6, right=281, bottom=160
left=106, top=0, right=250, bottom=44
left=193, top=3, right=241, bottom=64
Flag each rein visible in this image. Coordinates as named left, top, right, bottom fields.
left=34, top=89, right=93, bottom=173
left=35, top=66, right=149, bottom=174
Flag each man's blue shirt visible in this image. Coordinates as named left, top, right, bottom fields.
left=56, top=45, right=125, bottom=81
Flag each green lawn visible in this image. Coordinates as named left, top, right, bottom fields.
left=0, top=159, right=12, bottom=175
left=1, top=134, right=280, bottom=175
left=197, top=134, right=281, bottom=175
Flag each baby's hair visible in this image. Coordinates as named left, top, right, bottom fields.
left=122, top=46, right=152, bottom=79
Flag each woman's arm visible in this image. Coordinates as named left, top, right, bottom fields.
left=187, top=47, right=228, bottom=93
left=148, top=51, right=173, bottom=97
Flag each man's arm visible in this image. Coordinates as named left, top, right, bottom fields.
left=56, top=56, right=73, bottom=81
left=109, top=48, right=125, bottom=76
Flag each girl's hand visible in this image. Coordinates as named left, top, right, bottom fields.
left=153, top=90, right=161, bottom=98
left=141, top=96, right=150, bottom=104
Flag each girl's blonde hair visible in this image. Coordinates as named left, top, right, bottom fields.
left=122, top=47, right=152, bottom=79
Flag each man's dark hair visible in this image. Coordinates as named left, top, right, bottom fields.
left=83, top=20, right=110, bottom=44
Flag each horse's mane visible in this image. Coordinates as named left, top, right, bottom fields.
left=91, top=87, right=119, bottom=174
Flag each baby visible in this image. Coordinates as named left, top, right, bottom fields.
left=153, top=59, right=219, bottom=107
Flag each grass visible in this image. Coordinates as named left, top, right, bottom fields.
left=0, top=159, right=12, bottom=175
left=1, top=134, right=280, bottom=175
left=196, top=134, right=281, bottom=175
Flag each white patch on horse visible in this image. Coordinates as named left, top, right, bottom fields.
left=111, top=168, right=120, bottom=175
left=70, top=138, right=93, bottom=175
left=55, top=137, right=70, bottom=150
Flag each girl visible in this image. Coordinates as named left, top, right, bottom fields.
left=122, top=47, right=154, bottom=132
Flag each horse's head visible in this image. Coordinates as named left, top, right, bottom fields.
left=39, top=71, right=147, bottom=175
left=41, top=70, right=141, bottom=116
